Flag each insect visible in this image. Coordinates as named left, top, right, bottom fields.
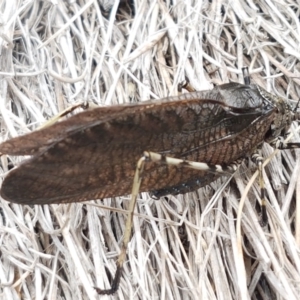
left=0, top=69, right=299, bottom=294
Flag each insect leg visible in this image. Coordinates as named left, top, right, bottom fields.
left=143, top=151, right=239, bottom=174
left=178, top=78, right=196, bottom=93
left=242, top=66, right=251, bottom=85
left=251, top=136, right=300, bottom=226
left=95, top=151, right=239, bottom=295
left=38, top=102, right=96, bottom=129
left=95, top=155, right=146, bottom=295
left=251, top=153, right=268, bottom=225
left=270, top=136, right=300, bottom=150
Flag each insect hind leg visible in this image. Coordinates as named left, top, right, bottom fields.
left=95, top=154, right=146, bottom=295
left=95, top=151, right=240, bottom=295
left=144, top=151, right=239, bottom=174
left=148, top=152, right=241, bottom=199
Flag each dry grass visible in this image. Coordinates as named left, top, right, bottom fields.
left=0, top=0, right=300, bottom=299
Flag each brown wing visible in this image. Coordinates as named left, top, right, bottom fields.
left=0, top=84, right=274, bottom=204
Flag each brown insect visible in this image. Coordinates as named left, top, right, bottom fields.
left=0, top=73, right=298, bottom=294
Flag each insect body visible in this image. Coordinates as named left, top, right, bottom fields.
left=0, top=80, right=298, bottom=295
left=0, top=82, right=295, bottom=204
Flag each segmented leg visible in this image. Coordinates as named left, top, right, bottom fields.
left=251, top=152, right=268, bottom=225
left=38, top=101, right=94, bottom=129
left=95, top=151, right=240, bottom=295
left=95, top=154, right=146, bottom=295
left=250, top=136, right=300, bottom=226
left=242, top=66, right=251, bottom=85
left=178, top=79, right=196, bottom=93
left=270, top=136, right=300, bottom=150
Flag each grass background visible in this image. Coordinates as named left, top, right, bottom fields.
left=0, top=0, right=300, bottom=299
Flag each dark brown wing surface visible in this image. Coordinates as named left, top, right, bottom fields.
left=0, top=83, right=276, bottom=204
